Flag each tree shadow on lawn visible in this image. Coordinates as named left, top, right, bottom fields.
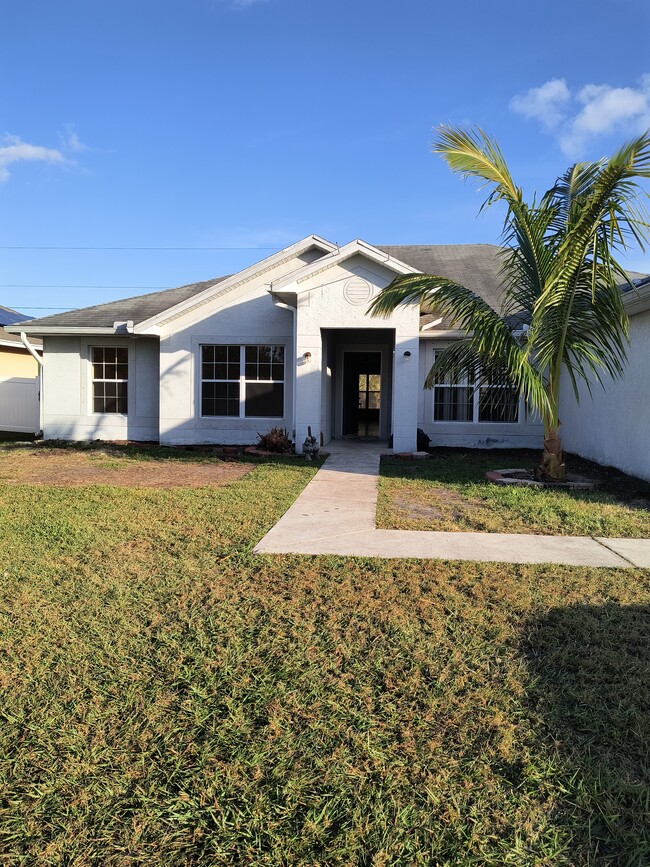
left=522, top=602, right=650, bottom=865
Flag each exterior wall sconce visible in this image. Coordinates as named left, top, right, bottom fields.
left=303, top=351, right=312, bottom=361
left=403, top=351, right=412, bottom=358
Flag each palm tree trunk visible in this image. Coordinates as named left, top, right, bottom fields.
left=536, top=427, right=565, bottom=481
left=535, top=371, right=566, bottom=481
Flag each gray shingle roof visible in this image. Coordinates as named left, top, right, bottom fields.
left=16, top=276, right=230, bottom=329
left=377, top=244, right=506, bottom=313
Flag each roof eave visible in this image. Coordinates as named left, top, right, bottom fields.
left=6, top=325, right=123, bottom=336
left=623, top=281, right=650, bottom=316
left=419, top=329, right=467, bottom=339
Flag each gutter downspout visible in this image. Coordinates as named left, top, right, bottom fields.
left=20, top=332, right=44, bottom=436
left=270, top=292, right=297, bottom=442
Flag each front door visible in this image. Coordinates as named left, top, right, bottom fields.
left=342, top=351, right=381, bottom=438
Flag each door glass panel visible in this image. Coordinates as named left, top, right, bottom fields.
left=356, top=370, right=381, bottom=436
left=344, top=353, right=382, bottom=438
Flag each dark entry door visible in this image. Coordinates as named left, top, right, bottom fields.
left=342, top=352, right=381, bottom=437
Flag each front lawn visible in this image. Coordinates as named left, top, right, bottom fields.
left=378, top=448, right=650, bottom=538
left=1, top=445, right=649, bottom=864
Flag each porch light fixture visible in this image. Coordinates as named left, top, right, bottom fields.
left=403, top=350, right=412, bottom=358
left=303, top=351, right=312, bottom=361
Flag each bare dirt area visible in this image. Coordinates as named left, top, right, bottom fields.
left=0, top=445, right=252, bottom=488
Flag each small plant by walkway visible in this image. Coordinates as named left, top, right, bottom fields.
left=378, top=449, right=650, bottom=538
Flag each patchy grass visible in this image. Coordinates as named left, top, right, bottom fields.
left=378, top=449, right=650, bottom=538
left=0, top=448, right=649, bottom=864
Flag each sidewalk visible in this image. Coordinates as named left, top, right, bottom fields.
left=254, top=441, right=650, bottom=568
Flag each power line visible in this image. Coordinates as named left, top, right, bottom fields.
left=8, top=304, right=74, bottom=310
left=0, top=245, right=282, bottom=251
left=0, top=284, right=169, bottom=290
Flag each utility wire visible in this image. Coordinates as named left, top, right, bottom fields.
left=9, top=304, right=79, bottom=311
left=0, top=245, right=282, bottom=251
left=0, top=284, right=170, bottom=290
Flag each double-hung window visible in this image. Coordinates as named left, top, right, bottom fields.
left=201, top=344, right=285, bottom=418
left=431, top=350, right=519, bottom=424
left=432, top=362, right=474, bottom=422
left=92, top=347, right=128, bottom=414
left=201, top=345, right=241, bottom=417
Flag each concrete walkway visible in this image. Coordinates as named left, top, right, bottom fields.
left=254, top=441, right=650, bottom=568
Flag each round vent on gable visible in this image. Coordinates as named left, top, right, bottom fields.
left=343, top=277, right=372, bottom=306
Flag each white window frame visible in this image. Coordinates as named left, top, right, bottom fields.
left=200, top=343, right=285, bottom=419
left=90, top=345, right=129, bottom=416
left=431, top=349, right=521, bottom=425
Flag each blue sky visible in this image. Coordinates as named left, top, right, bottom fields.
left=2, top=0, right=650, bottom=315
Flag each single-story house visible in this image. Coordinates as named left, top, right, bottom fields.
left=8, top=236, right=650, bottom=478
left=0, top=305, right=42, bottom=433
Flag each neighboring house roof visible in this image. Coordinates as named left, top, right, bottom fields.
left=0, top=305, right=33, bottom=327
left=624, top=273, right=650, bottom=291
left=0, top=305, right=42, bottom=349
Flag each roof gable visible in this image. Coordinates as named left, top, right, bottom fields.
left=272, top=239, right=421, bottom=293
left=135, top=235, right=336, bottom=333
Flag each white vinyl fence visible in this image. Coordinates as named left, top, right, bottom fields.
left=0, top=377, right=40, bottom=433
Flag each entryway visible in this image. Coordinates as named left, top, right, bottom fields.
left=320, top=328, right=394, bottom=443
left=342, top=351, right=381, bottom=438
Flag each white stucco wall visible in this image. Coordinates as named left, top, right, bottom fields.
left=559, top=307, right=650, bottom=480
left=155, top=252, right=319, bottom=446
left=158, top=293, right=294, bottom=445
left=417, top=339, right=544, bottom=448
left=42, top=336, right=160, bottom=441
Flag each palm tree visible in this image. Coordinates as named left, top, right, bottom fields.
left=370, top=126, right=650, bottom=480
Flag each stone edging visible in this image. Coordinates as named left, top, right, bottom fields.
left=485, top=468, right=597, bottom=490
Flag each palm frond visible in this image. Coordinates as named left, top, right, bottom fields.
left=371, top=127, right=650, bottom=442
left=433, top=126, right=520, bottom=207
